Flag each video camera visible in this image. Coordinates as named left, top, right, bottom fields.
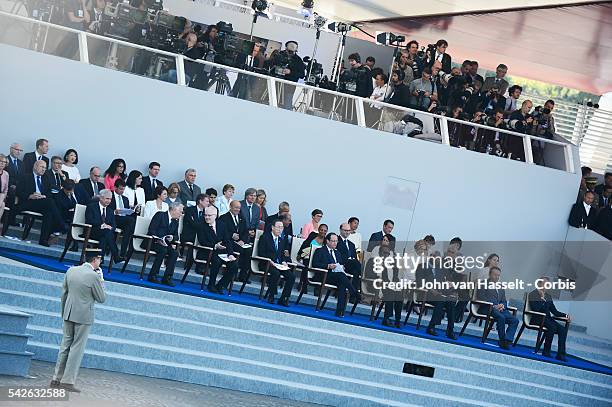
left=101, top=3, right=151, bottom=42
left=303, top=56, right=323, bottom=86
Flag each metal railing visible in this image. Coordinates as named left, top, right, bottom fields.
left=0, top=10, right=578, bottom=174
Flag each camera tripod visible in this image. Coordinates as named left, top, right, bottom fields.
left=206, top=69, right=232, bottom=95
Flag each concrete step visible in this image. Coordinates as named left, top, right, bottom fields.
left=0, top=330, right=31, bottom=353
left=0, top=350, right=34, bottom=377
left=1, top=284, right=611, bottom=396
left=23, top=315, right=611, bottom=406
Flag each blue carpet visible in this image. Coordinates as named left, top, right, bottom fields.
left=2, top=248, right=611, bottom=376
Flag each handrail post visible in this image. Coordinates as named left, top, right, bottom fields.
left=523, top=135, right=534, bottom=164
left=439, top=117, right=450, bottom=146
left=355, top=98, right=366, bottom=127
left=175, top=55, right=186, bottom=86
left=78, top=31, right=89, bottom=64
left=565, top=144, right=575, bottom=174
left=268, top=77, right=278, bottom=108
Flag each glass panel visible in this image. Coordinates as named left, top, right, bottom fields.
left=365, top=100, right=443, bottom=143
left=0, top=13, right=79, bottom=61
left=86, top=36, right=177, bottom=82
left=290, top=85, right=360, bottom=125
left=534, top=140, right=568, bottom=171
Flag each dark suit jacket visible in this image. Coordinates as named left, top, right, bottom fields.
left=482, top=94, right=507, bottom=114
left=146, top=211, right=179, bottom=243
left=568, top=202, right=597, bottom=229
left=264, top=212, right=294, bottom=236
left=22, top=152, right=49, bottom=174
left=477, top=280, right=508, bottom=309
left=16, top=172, right=53, bottom=203
left=312, top=245, right=344, bottom=270
left=181, top=205, right=205, bottom=244
left=56, top=190, right=87, bottom=222
left=78, top=178, right=105, bottom=199
left=195, top=220, right=233, bottom=255
left=598, top=195, right=611, bottom=209
left=428, top=53, right=451, bottom=74
left=142, top=176, right=164, bottom=202
left=85, top=201, right=116, bottom=231
left=5, top=156, right=22, bottom=187
left=258, top=231, right=291, bottom=264
left=240, top=200, right=260, bottom=230
left=594, top=207, right=612, bottom=240
left=482, top=76, right=509, bottom=97
left=528, top=289, right=565, bottom=325
left=367, top=231, right=396, bottom=252
left=219, top=211, right=249, bottom=243
left=43, top=169, right=69, bottom=191
left=337, top=237, right=357, bottom=264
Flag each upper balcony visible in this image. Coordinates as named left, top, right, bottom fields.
left=0, top=10, right=581, bottom=175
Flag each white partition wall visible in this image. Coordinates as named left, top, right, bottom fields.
left=0, top=43, right=580, bottom=244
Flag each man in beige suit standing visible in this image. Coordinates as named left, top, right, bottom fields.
left=50, top=249, right=106, bottom=392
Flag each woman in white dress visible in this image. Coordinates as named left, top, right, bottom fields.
left=61, top=149, right=81, bottom=182
left=124, top=170, right=146, bottom=215
left=143, top=185, right=169, bottom=218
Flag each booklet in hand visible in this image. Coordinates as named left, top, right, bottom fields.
left=152, top=235, right=173, bottom=247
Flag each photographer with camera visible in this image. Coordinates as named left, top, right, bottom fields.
left=475, top=108, right=507, bottom=153
left=160, top=32, right=204, bottom=85
left=482, top=64, right=509, bottom=97
left=463, top=78, right=485, bottom=116
left=271, top=41, right=306, bottom=110
left=530, top=99, right=557, bottom=165
left=481, top=86, right=506, bottom=116
left=386, top=70, right=411, bottom=108
left=506, top=99, right=534, bottom=161
left=409, top=67, right=438, bottom=111
left=406, top=40, right=424, bottom=79
left=342, top=53, right=373, bottom=98
left=468, top=60, right=484, bottom=86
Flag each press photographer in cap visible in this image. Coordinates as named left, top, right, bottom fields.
left=271, top=40, right=306, bottom=110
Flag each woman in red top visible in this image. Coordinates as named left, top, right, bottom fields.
left=103, top=158, right=126, bottom=192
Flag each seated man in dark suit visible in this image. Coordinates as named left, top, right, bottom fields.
left=415, top=247, right=457, bottom=339
left=143, top=202, right=183, bottom=286
left=264, top=201, right=291, bottom=234
left=257, top=219, right=296, bottom=306
left=220, top=200, right=252, bottom=282
left=44, top=156, right=69, bottom=197
left=196, top=206, right=239, bottom=294
left=85, top=189, right=124, bottom=265
left=16, top=160, right=66, bottom=246
left=108, top=179, right=135, bottom=258
left=367, top=219, right=396, bottom=252
left=312, top=233, right=360, bottom=317
left=529, top=277, right=571, bottom=361
left=56, top=179, right=87, bottom=224
left=78, top=166, right=104, bottom=200
left=477, top=267, right=518, bottom=350
left=568, top=191, right=597, bottom=229
left=337, top=222, right=362, bottom=292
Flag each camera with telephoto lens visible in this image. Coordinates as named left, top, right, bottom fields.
left=303, top=56, right=323, bottom=86
left=531, top=106, right=553, bottom=138
left=425, top=43, right=437, bottom=64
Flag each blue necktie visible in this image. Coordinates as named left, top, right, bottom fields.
left=274, top=237, right=278, bottom=251
left=36, top=175, right=42, bottom=193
